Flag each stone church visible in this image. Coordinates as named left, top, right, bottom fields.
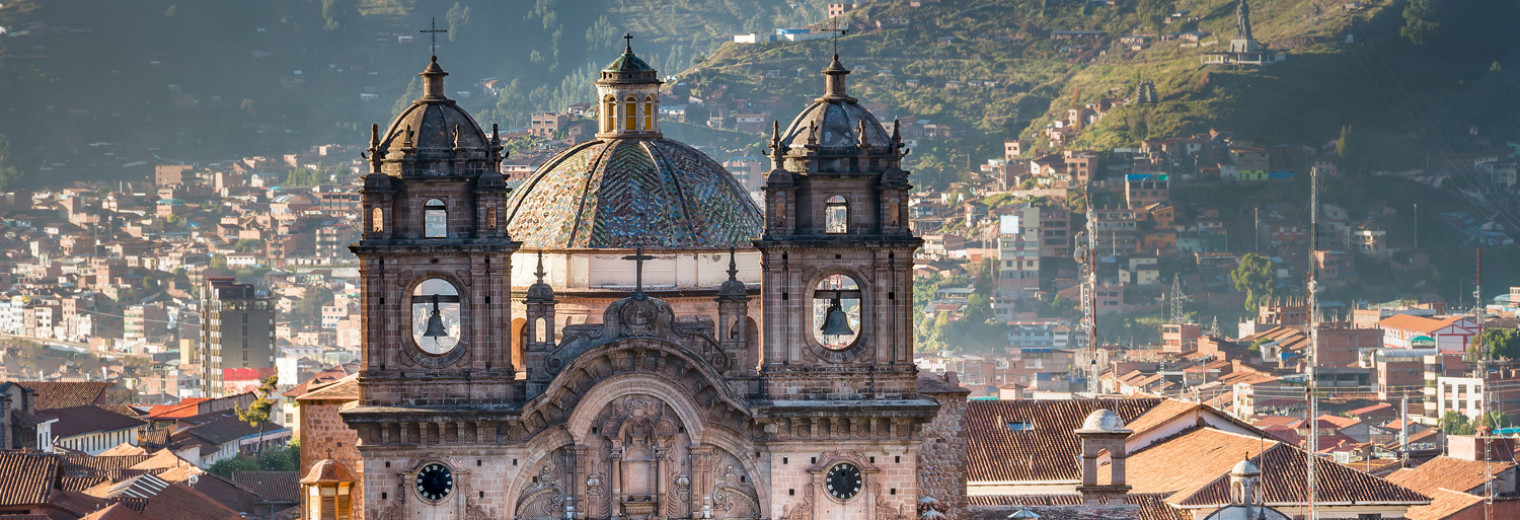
left=309, top=40, right=969, bottom=520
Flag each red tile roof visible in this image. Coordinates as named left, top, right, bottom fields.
left=17, top=381, right=114, bottom=410
left=0, top=452, right=60, bottom=506
left=1124, top=427, right=1429, bottom=507
left=966, top=398, right=1161, bottom=483
left=80, top=503, right=151, bottom=520
left=1386, top=456, right=1516, bottom=496
left=1378, top=314, right=1451, bottom=334
left=967, top=493, right=1188, bottom=520
left=1403, top=488, right=1484, bottom=520
left=232, top=471, right=300, bottom=503
left=46, top=405, right=147, bottom=438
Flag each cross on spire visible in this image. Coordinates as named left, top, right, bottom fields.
left=623, top=33, right=634, bottom=54
left=830, top=20, right=848, bottom=56
left=421, top=17, right=448, bottom=58
left=622, top=246, right=655, bottom=299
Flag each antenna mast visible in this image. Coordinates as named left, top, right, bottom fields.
left=1306, top=167, right=1319, bottom=520
left=1085, top=185, right=1100, bottom=395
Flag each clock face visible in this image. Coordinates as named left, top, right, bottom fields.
left=416, top=463, right=453, bottom=501
left=825, top=463, right=862, bottom=501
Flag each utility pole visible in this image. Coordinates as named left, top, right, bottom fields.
left=1306, top=167, right=1320, bottom=520
left=1413, top=203, right=1419, bottom=250
left=1477, top=247, right=1492, bottom=520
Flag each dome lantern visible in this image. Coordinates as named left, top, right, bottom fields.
left=596, top=34, right=663, bottom=138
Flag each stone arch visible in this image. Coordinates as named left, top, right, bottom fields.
left=521, top=338, right=751, bottom=436
left=510, top=317, right=526, bottom=375
left=503, top=426, right=576, bottom=520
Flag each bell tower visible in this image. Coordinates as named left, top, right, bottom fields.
left=757, top=54, right=918, bottom=399
left=754, top=55, right=932, bottom=520
left=343, top=54, right=520, bottom=518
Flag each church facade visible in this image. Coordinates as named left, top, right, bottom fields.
left=332, top=42, right=968, bottom=520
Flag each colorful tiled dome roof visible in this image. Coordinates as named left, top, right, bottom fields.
left=504, top=138, right=763, bottom=249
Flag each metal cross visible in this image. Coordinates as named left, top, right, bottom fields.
left=831, top=20, right=848, bottom=56
left=623, top=33, right=633, bottom=53
left=421, top=17, right=448, bottom=57
left=621, top=246, right=655, bottom=298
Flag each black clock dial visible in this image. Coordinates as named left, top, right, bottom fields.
left=825, top=463, right=862, bottom=501
left=416, top=463, right=453, bottom=501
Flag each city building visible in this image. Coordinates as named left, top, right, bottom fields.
left=200, top=277, right=276, bottom=396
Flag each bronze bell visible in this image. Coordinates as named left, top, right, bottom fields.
left=820, top=296, right=854, bottom=338
left=422, top=294, right=448, bottom=338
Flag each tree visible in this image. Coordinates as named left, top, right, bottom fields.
left=209, top=457, right=257, bottom=477
left=1442, top=410, right=1475, bottom=435
left=1473, top=328, right=1520, bottom=360
left=1400, top=0, right=1440, bottom=46
left=291, top=286, right=335, bottom=328
left=235, top=375, right=279, bottom=462
left=1135, top=0, right=1171, bottom=31
left=0, top=134, right=22, bottom=191
left=322, top=0, right=357, bottom=31
left=1231, top=253, right=1276, bottom=311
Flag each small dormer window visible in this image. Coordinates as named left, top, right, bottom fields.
left=825, top=195, right=849, bottom=234
left=424, top=199, right=447, bottom=238
left=1007, top=421, right=1035, bottom=431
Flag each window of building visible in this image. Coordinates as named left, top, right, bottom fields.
left=371, top=207, right=384, bottom=232
left=1007, top=422, right=1035, bottom=431
left=825, top=195, right=849, bottom=234
left=643, top=96, right=654, bottom=131
left=812, top=273, right=861, bottom=349
left=624, top=97, right=637, bottom=131
left=603, top=96, right=615, bottom=132
left=411, top=278, right=462, bottom=355
left=424, top=199, right=447, bottom=238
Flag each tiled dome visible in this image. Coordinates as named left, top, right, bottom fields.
left=504, top=138, right=762, bottom=249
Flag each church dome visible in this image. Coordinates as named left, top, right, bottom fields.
left=504, top=137, right=763, bottom=249
left=780, top=55, right=892, bottom=152
left=370, top=56, right=500, bottom=178
left=1078, top=408, right=1129, bottom=433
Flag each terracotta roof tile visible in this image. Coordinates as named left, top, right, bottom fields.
left=1129, top=428, right=1429, bottom=507
left=80, top=503, right=152, bottom=520
left=46, top=405, right=147, bottom=438
left=16, top=381, right=114, bottom=410
left=967, top=493, right=1189, bottom=520
left=1386, top=456, right=1517, bottom=496
left=1403, top=488, right=1484, bottom=520
left=294, top=374, right=358, bottom=402
left=966, top=398, right=1161, bottom=483
left=1378, top=314, right=1450, bottom=334
left=232, top=471, right=300, bottom=502
left=138, top=481, right=243, bottom=520
left=0, top=452, right=60, bottom=506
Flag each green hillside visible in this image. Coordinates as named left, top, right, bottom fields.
left=681, top=0, right=1520, bottom=186
left=0, top=0, right=822, bottom=187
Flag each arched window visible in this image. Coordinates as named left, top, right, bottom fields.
left=485, top=205, right=498, bottom=231
left=371, top=207, right=384, bottom=232
left=534, top=316, right=547, bottom=343
left=603, top=96, right=616, bottom=133
left=411, top=278, right=461, bottom=355
left=624, top=97, right=637, bottom=131
left=643, top=96, right=654, bottom=131
left=424, top=199, right=447, bottom=238
left=813, top=273, right=861, bottom=349
left=825, top=195, right=849, bottom=234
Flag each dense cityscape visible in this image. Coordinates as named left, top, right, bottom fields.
left=0, top=0, right=1516, bottom=519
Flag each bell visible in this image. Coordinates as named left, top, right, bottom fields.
left=820, top=297, right=855, bottom=338
left=422, top=294, right=449, bottom=338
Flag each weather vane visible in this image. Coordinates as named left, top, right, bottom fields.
left=420, top=17, right=448, bottom=58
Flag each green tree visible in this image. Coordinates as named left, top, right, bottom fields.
left=1473, top=328, right=1520, bottom=360
left=291, top=287, right=335, bottom=327
left=1333, top=124, right=1355, bottom=164
left=235, top=375, right=280, bottom=462
left=0, top=134, right=23, bottom=190
left=1135, top=0, right=1171, bottom=31
left=1442, top=410, right=1475, bottom=435
left=321, top=0, right=356, bottom=31
left=209, top=457, right=257, bottom=477
left=234, top=239, right=264, bottom=253
left=1231, top=253, right=1276, bottom=311
left=446, top=2, right=472, bottom=41
left=1400, top=0, right=1440, bottom=46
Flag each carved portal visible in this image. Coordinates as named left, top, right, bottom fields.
left=515, top=392, right=759, bottom=520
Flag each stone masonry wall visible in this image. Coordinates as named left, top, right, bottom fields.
left=917, top=377, right=969, bottom=518
left=301, top=399, right=365, bottom=519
